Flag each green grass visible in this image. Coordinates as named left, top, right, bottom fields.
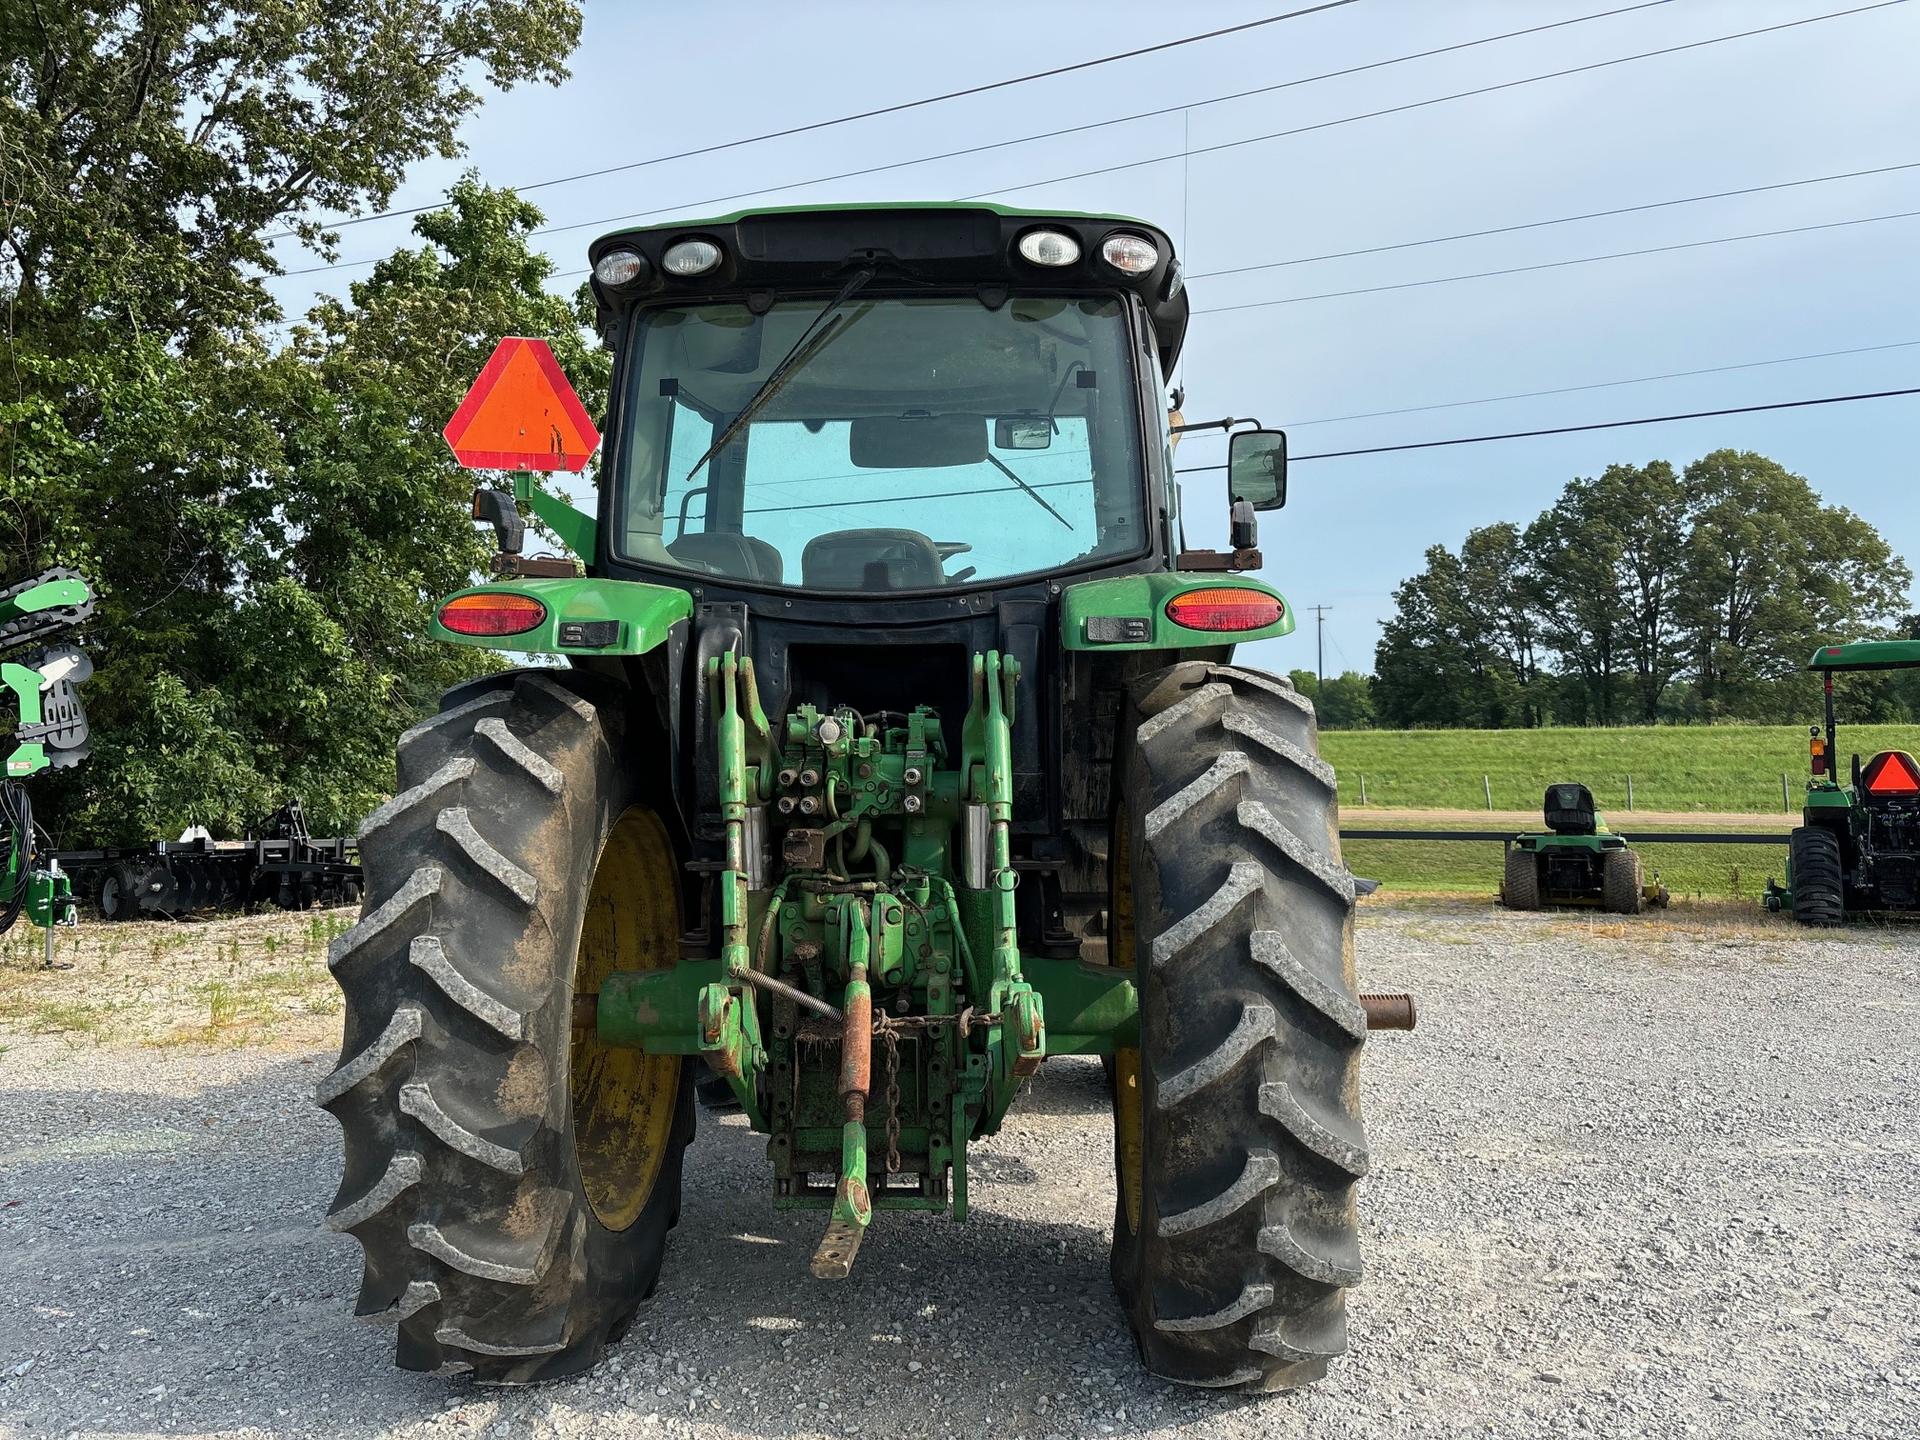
left=1347, top=837, right=1786, bottom=899
left=1322, top=723, right=1917, bottom=814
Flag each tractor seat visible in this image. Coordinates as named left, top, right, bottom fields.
left=801, top=529, right=947, bottom=590
left=1542, top=783, right=1598, bottom=835
left=666, top=532, right=785, bottom=584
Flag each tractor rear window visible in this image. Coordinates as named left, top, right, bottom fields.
left=613, top=294, right=1146, bottom=591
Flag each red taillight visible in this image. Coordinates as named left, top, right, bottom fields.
left=439, top=592, right=546, bottom=637
left=1164, top=587, right=1284, bottom=633
left=1863, top=751, right=1920, bottom=796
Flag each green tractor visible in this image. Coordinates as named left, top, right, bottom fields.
left=320, top=203, right=1403, bottom=1393
left=0, top=568, right=95, bottom=954
left=1771, top=639, right=1920, bottom=925
left=1500, top=783, right=1668, bottom=914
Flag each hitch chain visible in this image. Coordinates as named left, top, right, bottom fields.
left=881, top=1025, right=902, bottom=1179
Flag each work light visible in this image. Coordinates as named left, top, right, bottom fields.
left=1016, top=229, right=1080, bottom=267
left=662, top=239, right=723, bottom=276
left=1101, top=233, right=1159, bottom=275
left=593, top=247, right=648, bottom=286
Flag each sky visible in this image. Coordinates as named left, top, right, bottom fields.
left=263, top=0, right=1920, bottom=679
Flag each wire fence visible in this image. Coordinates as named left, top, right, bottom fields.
left=1335, top=771, right=1810, bottom=815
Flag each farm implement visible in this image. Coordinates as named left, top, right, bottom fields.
left=51, top=799, right=361, bottom=920
left=1500, top=783, right=1669, bottom=913
left=1769, top=639, right=1920, bottom=924
left=0, top=568, right=95, bottom=954
left=319, top=203, right=1414, bottom=1392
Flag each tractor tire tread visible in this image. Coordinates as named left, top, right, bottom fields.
left=1788, top=825, right=1845, bottom=926
left=321, top=670, right=689, bottom=1382
left=1112, top=661, right=1365, bottom=1394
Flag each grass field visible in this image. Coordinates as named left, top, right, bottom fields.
left=1340, top=816, right=1789, bottom=900
left=1322, top=723, right=1917, bottom=815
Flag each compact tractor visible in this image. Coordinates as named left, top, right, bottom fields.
left=0, top=569, right=95, bottom=957
left=1501, top=783, right=1667, bottom=914
left=1770, top=639, right=1920, bottom=925
left=320, top=204, right=1408, bottom=1392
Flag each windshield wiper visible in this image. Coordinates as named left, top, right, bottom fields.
left=682, top=267, right=875, bottom=484
left=984, top=453, right=1073, bottom=530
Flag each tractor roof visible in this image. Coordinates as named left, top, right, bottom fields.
left=587, top=202, right=1189, bottom=374
left=1807, top=639, right=1920, bottom=672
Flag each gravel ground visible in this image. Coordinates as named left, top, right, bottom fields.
left=1, top=900, right=1915, bottom=1439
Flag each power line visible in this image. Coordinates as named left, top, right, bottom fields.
left=1187, top=160, right=1920, bottom=280
left=271, top=0, right=1676, bottom=280
left=267, top=1, right=1360, bottom=242
left=1174, top=386, right=1920, bottom=470
left=1273, top=338, right=1920, bottom=429
left=1192, top=208, right=1920, bottom=314
left=966, top=1, right=1908, bottom=200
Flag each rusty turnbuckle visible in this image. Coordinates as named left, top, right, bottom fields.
left=1361, top=992, right=1417, bottom=1031
left=811, top=962, right=873, bottom=1280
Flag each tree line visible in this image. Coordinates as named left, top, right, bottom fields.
left=4, top=2, right=593, bottom=845
left=1368, top=453, right=1917, bottom=729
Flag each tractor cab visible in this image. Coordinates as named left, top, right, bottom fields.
left=1775, top=639, right=1920, bottom=923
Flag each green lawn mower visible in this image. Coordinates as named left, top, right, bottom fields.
left=1769, top=639, right=1920, bottom=925
left=1501, top=783, right=1668, bottom=914
left=319, top=202, right=1416, bottom=1393
left=1, top=568, right=95, bottom=956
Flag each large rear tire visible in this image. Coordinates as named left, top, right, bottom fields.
left=1602, top=848, right=1643, bottom=915
left=1108, top=662, right=1366, bottom=1393
left=1501, top=848, right=1540, bottom=910
left=320, top=672, right=692, bottom=1382
left=1787, top=825, right=1844, bottom=927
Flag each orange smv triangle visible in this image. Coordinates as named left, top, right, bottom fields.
left=443, top=337, right=600, bottom=474
left=1864, top=750, right=1920, bottom=796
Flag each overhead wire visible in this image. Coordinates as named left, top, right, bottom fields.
left=1173, top=386, right=1920, bottom=470
left=1270, top=338, right=1920, bottom=428
left=269, top=0, right=1678, bottom=280
left=1186, top=160, right=1920, bottom=280
left=966, top=1, right=1907, bottom=199
left=265, top=1, right=1362, bottom=241
left=1192, top=208, right=1920, bottom=313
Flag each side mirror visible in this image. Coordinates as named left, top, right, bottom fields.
left=1228, top=428, right=1287, bottom=511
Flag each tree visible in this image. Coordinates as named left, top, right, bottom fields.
left=4, top=4, right=583, bottom=841
left=1373, top=526, right=1545, bottom=728
left=1677, top=450, right=1912, bottom=720
left=1288, top=669, right=1373, bottom=729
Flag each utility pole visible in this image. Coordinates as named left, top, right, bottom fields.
left=1310, top=605, right=1331, bottom=689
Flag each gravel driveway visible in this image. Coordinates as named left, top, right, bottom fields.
left=1, top=901, right=1914, bottom=1438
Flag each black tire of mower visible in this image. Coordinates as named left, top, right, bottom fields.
left=1602, top=848, right=1643, bottom=915
left=1111, top=662, right=1366, bottom=1393
left=318, top=671, right=693, bottom=1382
left=1788, top=826, right=1845, bottom=927
left=1501, top=848, right=1541, bottom=910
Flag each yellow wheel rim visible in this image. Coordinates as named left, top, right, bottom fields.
left=572, top=806, right=683, bottom=1232
left=1111, top=805, right=1144, bottom=1235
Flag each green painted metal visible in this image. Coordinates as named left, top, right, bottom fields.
left=590, top=649, right=1094, bottom=1269
left=1510, top=832, right=1626, bottom=856
left=430, top=576, right=690, bottom=656
left=1807, top=639, right=1920, bottom=671
left=2, top=662, right=45, bottom=779
left=510, top=473, right=598, bottom=558
left=1060, top=572, right=1295, bottom=651
left=0, top=574, right=90, bottom=625
left=1023, top=954, right=1138, bottom=1054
